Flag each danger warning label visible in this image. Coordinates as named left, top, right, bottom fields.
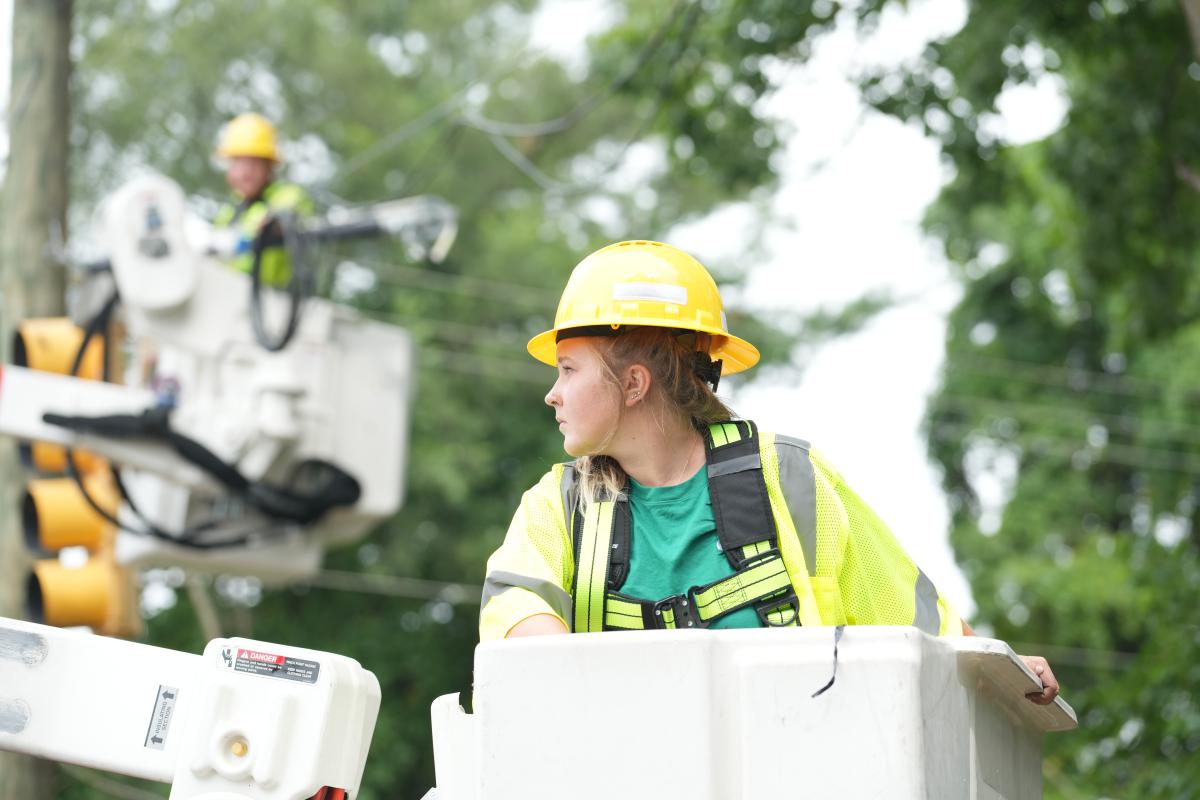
left=218, top=646, right=320, bottom=685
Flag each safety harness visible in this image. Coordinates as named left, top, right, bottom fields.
left=569, top=420, right=800, bottom=632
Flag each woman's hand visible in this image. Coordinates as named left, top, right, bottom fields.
left=963, top=620, right=1061, bottom=705
left=1020, top=655, right=1060, bottom=705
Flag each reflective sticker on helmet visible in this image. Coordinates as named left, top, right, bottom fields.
left=612, top=282, right=687, bottom=305
left=721, top=310, right=728, bottom=331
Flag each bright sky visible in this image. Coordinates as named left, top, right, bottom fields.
left=667, top=0, right=1064, bottom=617
left=0, top=1, right=1070, bottom=618
left=656, top=0, right=976, bottom=614
left=527, top=0, right=983, bottom=612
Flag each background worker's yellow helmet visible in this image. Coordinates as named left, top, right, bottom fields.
left=216, top=112, right=281, bottom=162
left=527, top=240, right=760, bottom=375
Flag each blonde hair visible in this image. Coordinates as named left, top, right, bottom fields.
left=572, top=327, right=736, bottom=513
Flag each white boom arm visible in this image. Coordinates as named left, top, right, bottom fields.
left=0, top=173, right=418, bottom=581
left=0, top=616, right=379, bottom=800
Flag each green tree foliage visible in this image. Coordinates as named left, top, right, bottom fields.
left=62, top=2, right=873, bottom=796
left=58, top=0, right=1198, bottom=796
left=858, top=1, right=1200, bottom=796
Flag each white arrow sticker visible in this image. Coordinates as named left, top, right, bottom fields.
left=144, top=685, right=179, bottom=750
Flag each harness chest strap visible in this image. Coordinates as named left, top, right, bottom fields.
left=569, top=420, right=801, bottom=632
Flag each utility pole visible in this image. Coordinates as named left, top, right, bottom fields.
left=0, top=1, right=73, bottom=798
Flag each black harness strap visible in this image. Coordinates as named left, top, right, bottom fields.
left=609, top=496, right=632, bottom=589
left=706, top=421, right=777, bottom=567
left=567, top=420, right=800, bottom=631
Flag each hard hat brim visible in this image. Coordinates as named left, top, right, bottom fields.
left=527, top=324, right=760, bottom=376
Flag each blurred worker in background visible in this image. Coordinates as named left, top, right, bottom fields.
left=213, top=112, right=313, bottom=287
left=480, top=240, right=1060, bottom=706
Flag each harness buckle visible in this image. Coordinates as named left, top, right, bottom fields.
left=754, top=587, right=800, bottom=628
left=652, top=590, right=704, bottom=630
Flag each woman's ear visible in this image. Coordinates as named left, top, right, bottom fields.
left=623, top=363, right=652, bottom=407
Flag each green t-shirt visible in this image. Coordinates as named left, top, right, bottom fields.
left=621, top=466, right=761, bottom=629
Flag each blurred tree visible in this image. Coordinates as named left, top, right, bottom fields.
left=44, top=0, right=1199, bottom=796
left=1, top=3, right=71, bottom=799
left=857, top=1, right=1200, bottom=796
left=60, top=1, right=879, bottom=797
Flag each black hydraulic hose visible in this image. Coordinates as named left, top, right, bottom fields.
left=57, top=289, right=255, bottom=548
left=48, top=409, right=360, bottom=526
left=54, top=222, right=363, bottom=544
left=249, top=212, right=311, bottom=352
left=68, top=291, right=119, bottom=379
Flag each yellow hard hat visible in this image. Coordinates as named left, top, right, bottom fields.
left=527, top=240, right=760, bottom=375
left=216, top=112, right=281, bottom=162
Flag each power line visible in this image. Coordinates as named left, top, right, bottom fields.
left=337, top=89, right=473, bottom=181
left=945, top=352, right=1160, bottom=399
left=929, top=421, right=1200, bottom=477
left=326, top=0, right=693, bottom=197
left=327, top=37, right=542, bottom=191
left=420, top=345, right=552, bottom=385
left=458, top=0, right=693, bottom=139
left=484, top=131, right=571, bottom=191
left=390, top=123, right=467, bottom=198
left=359, top=271, right=551, bottom=307
left=361, top=308, right=532, bottom=347
left=347, top=265, right=1167, bottom=404
left=1006, top=641, right=1139, bottom=670
left=936, top=392, right=1200, bottom=448
left=304, top=569, right=481, bottom=605
left=479, top=0, right=704, bottom=195
left=345, top=262, right=1200, bottom=408
left=348, top=271, right=1200, bottom=413
left=351, top=257, right=561, bottom=306
left=425, top=359, right=549, bottom=386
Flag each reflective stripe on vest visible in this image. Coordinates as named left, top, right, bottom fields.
left=775, top=434, right=818, bottom=576
left=568, top=420, right=800, bottom=632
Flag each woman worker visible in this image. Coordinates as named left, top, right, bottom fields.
left=479, top=240, right=1059, bottom=705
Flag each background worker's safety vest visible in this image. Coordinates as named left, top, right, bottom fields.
left=214, top=182, right=313, bottom=287
left=480, top=421, right=962, bottom=642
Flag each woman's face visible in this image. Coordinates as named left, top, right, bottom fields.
left=544, top=337, right=622, bottom=456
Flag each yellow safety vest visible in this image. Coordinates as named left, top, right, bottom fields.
left=480, top=422, right=962, bottom=641
left=213, top=182, right=313, bottom=287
